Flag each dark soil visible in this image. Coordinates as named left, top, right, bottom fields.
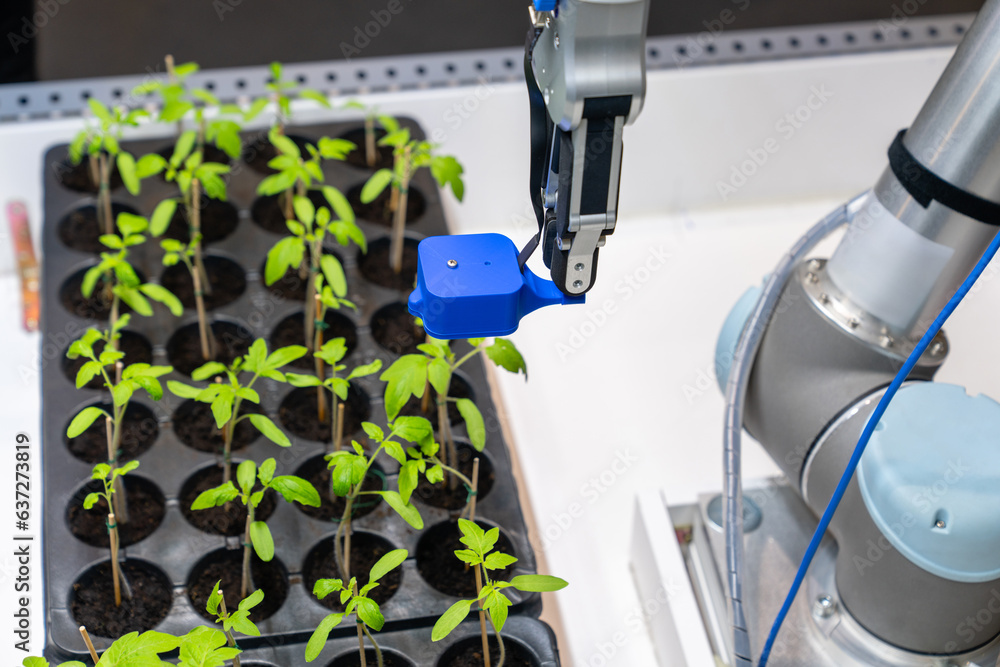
left=61, top=330, right=152, bottom=390
left=341, top=127, right=394, bottom=170
left=163, top=197, right=240, bottom=245
left=293, top=455, right=385, bottom=522
left=172, top=400, right=263, bottom=454
left=158, top=141, right=230, bottom=169
left=357, top=237, right=419, bottom=291
left=179, top=464, right=277, bottom=536
left=397, top=374, right=474, bottom=426
left=329, top=649, right=415, bottom=667
left=347, top=182, right=426, bottom=227
left=415, top=443, right=495, bottom=511
left=57, top=202, right=139, bottom=254
left=416, top=521, right=516, bottom=598
left=166, top=320, right=254, bottom=376
left=160, top=255, right=247, bottom=310
left=438, top=636, right=538, bottom=667
left=67, top=476, right=165, bottom=548
left=64, top=402, right=159, bottom=464
left=70, top=560, right=172, bottom=638
left=251, top=189, right=329, bottom=235
left=370, top=302, right=424, bottom=356
left=262, top=250, right=345, bottom=302
left=279, top=384, right=370, bottom=443
left=59, top=267, right=142, bottom=321
left=242, top=133, right=315, bottom=174
left=187, top=548, right=289, bottom=622
left=269, top=310, right=358, bottom=370
left=53, top=153, right=123, bottom=194
left=303, top=532, right=402, bottom=609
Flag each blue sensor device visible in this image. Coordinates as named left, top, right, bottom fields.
left=408, top=233, right=585, bottom=339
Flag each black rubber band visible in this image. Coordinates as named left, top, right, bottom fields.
left=888, top=129, right=1000, bottom=226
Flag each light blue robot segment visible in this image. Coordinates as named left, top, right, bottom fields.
left=408, top=233, right=583, bottom=339
left=858, top=382, right=1000, bottom=583
left=714, top=285, right=763, bottom=394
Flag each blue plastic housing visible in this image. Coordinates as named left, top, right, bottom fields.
left=408, top=233, right=584, bottom=339
left=534, top=0, right=558, bottom=11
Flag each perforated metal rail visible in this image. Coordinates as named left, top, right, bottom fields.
left=0, top=13, right=974, bottom=122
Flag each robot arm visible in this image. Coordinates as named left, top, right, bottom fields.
left=408, top=0, right=649, bottom=337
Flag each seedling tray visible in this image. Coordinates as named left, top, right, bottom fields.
left=39, top=119, right=541, bottom=659
left=235, top=616, right=560, bottom=667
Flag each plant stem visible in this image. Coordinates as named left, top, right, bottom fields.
left=98, top=152, right=113, bottom=236
left=330, top=402, right=345, bottom=503
left=304, top=238, right=319, bottom=352
left=361, top=623, right=385, bottom=667
left=190, top=179, right=215, bottom=361
left=164, top=54, right=185, bottom=138
left=218, top=595, right=242, bottom=667
left=314, top=293, right=327, bottom=423
left=365, top=116, right=376, bottom=167
left=438, top=397, right=458, bottom=491
left=497, top=633, right=506, bottom=667
left=467, top=459, right=490, bottom=667
left=356, top=621, right=368, bottom=667
left=108, top=289, right=120, bottom=354
left=389, top=171, right=410, bottom=274
left=335, top=493, right=355, bottom=580
left=242, top=503, right=255, bottom=600
left=222, top=379, right=237, bottom=486
left=79, top=625, right=100, bottom=663
left=109, top=512, right=122, bottom=607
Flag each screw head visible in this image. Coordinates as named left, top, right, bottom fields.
left=447, top=259, right=458, bottom=268
left=930, top=340, right=945, bottom=355
left=574, top=262, right=585, bottom=271
left=814, top=594, right=837, bottom=618
left=936, top=519, right=947, bottom=529
left=572, top=280, right=583, bottom=288
left=880, top=334, right=894, bottom=348
left=819, top=293, right=830, bottom=305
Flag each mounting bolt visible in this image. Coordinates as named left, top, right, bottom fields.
left=930, top=340, right=945, bottom=356
left=447, top=259, right=458, bottom=268
left=809, top=258, right=822, bottom=271
left=848, top=318, right=860, bottom=329
left=936, top=519, right=947, bottom=529
left=554, top=33, right=560, bottom=49
left=573, top=280, right=583, bottom=288
left=813, top=594, right=837, bottom=619
left=819, top=293, right=830, bottom=305
left=574, top=262, right=585, bottom=271
left=805, top=272, right=818, bottom=284
left=880, top=334, right=895, bottom=348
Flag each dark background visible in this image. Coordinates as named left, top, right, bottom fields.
left=0, top=0, right=986, bottom=83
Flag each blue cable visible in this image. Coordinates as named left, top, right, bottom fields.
left=757, top=229, right=1000, bottom=666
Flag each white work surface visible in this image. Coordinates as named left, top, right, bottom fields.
left=4, top=45, right=1000, bottom=665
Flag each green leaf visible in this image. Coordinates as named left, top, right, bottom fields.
left=191, top=362, right=228, bottom=381
left=88, top=97, right=112, bottom=121
left=172, top=382, right=207, bottom=402
left=453, top=549, right=481, bottom=566
left=368, top=548, right=407, bottom=583
left=285, top=373, right=322, bottom=387
left=264, top=236, right=304, bottom=286
left=249, top=521, right=274, bottom=561
left=318, top=138, right=355, bottom=161
left=244, top=97, right=269, bottom=121
left=361, top=169, right=393, bottom=203
left=378, top=491, right=423, bottom=529
left=346, top=359, right=382, bottom=381
left=237, top=460, right=257, bottom=494
left=270, top=475, right=321, bottom=506
left=81, top=264, right=104, bottom=298
left=256, top=170, right=298, bottom=196
left=322, top=185, right=355, bottom=223
left=305, top=612, right=345, bottom=662
left=313, top=578, right=343, bottom=600
left=117, top=152, right=140, bottom=195
left=456, top=398, right=485, bottom=451
left=427, top=357, right=451, bottom=396
left=355, top=596, right=385, bottom=631
left=485, top=590, right=511, bottom=633
left=75, top=361, right=104, bottom=389
left=484, top=552, right=518, bottom=570
left=362, top=422, right=384, bottom=442
left=383, top=440, right=406, bottom=466
left=115, top=285, right=153, bottom=317
left=293, top=195, right=315, bottom=226
left=457, top=518, right=490, bottom=554
left=392, top=416, right=434, bottom=444
left=299, top=88, right=331, bottom=108
left=431, top=599, right=474, bottom=641
left=240, top=588, right=265, bottom=612
left=96, top=630, right=182, bottom=666
left=380, top=355, right=427, bottom=421
left=161, top=99, right=194, bottom=122
left=320, top=255, right=347, bottom=298
left=67, top=406, right=106, bottom=438
left=172, top=130, right=198, bottom=167
left=191, top=482, right=239, bottom=509
left=139, top=283, right=184, bottom=317
left=83, top=492, right=102, bottom=510
left=508, top=574, right=569, bottom=592
left=270, top=132, right=300, bottom=159
left=485, top=339, right=527, bottom=378
left=248, top=414, right=291, bottom=447
left=265, top=345, right=308, bottom=371
left=431, top=155, right=465, bottom=202
left=149, top=198, right=178, bottom=237
left=206, top=580, right=224, bottom=616
left=135, top=152, right=167, bottom=179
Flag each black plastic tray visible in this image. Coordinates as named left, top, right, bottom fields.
left=39, top=119, right=541, bottom=659
left=234, top=616, right=560, bottom=667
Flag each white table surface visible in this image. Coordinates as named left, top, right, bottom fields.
left=5, top=44, right=1000, bottom=665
